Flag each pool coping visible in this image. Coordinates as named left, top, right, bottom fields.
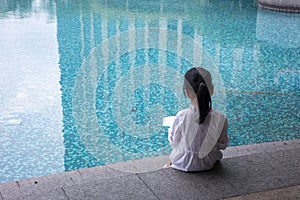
left=0, top=139, right=299, bottom=199
left=105, top=139, right=300, bottom=173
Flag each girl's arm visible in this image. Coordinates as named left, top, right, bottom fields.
left=217, top=118, right=229, bottom=150
left=168, top=110, right=184, bottom=146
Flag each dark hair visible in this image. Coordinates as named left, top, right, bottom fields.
left=184, top=67, right=212, bottom=124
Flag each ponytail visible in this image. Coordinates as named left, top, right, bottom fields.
left=197, top=82, right=211, bottom=124
left=184, top=67, right=212, bottom=124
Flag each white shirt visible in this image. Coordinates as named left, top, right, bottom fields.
left=168, top=107, right=229, bottom=172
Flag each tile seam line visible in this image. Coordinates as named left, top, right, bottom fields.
left=61, top=187, right=71, bottom=200
left=224, top=184, right=300, bottom=199
left=136, top=173, right=161, bottom=200
left=263, top=150, right=280, bottom=161
left=69, top=177, right=76, bottom=185
left=16, top=181, right=20, bottom=188
left=221, top=178, right=240, bottom=198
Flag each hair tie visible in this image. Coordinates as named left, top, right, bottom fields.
left=197, top=82, right=206, bottom=94
left=200, top=81, right=206, bottom=86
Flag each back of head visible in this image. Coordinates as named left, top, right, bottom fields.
left=184, top=67, right=212, bottom=124
left=195, top=68, right=213, bottom=96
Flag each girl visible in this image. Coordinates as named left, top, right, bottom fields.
left=165, top=67, right=229, bottom=171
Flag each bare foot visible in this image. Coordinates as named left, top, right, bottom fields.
left=164, top=162, right=172, bottom=168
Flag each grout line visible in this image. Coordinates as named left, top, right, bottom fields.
left=223, top=179, right=240, bottom=198
left=136, top=173, right=161, bottom=200
left=61, top=187, right=71, bottom=200
left=69, top=177, right=76, bottom=185
left=224, top=185, right=300, bottom=200
left=16, top=181, right=20, bottom=188
left=264, top=151, right=279, bottom=161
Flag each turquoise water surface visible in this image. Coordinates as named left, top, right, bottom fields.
left=0, top=0, right=299, bottom=183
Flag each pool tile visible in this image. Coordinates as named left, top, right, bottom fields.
left=1, top=0, right=300, bottom=185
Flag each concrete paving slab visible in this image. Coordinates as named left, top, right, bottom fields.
left=251, top=140, right=300, bottom=154
left=62, top=173, right=158, bottom=200
left=224, top=185, right=300, bottom=200
left=0, top=140, right=299, bottom=200
left=0, top=181, right=19, bottom=199
left=216, top=150, right=300, bottom=195
left=138, top=149, right=300, bottom=199
left=74, top=166, right=130, bottom=185
left=223, top=140, right=300, bottom=158
left=106, top=156, right=170, bottom=173
left=0, top=179, right=68, bottom=200
left=266, top=147, right=300, bottom=168
left=138, top=165, right=237, bottom=200
left=227, top=152, right=276, bottom=167
left=18, top=170, right=78, bottom=189
left=11, top=187, right=68, bottom=200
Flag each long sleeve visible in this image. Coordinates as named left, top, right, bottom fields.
left=217, top=118, right=229, bottom=150
left=170, top=109, right=229, bottom=172
left=168, top=110, right=185, bottom=146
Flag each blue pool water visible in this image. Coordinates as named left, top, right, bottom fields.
left=0, top=0, right=299, bottom=183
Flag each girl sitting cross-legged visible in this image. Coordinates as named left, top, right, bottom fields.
left=165, top=67, right=229, bottom=172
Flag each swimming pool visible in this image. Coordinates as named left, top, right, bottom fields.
left=0, top=0, right=299, bottom=183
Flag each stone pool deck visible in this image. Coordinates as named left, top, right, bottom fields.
left=0, top=140, right=299, bottom=200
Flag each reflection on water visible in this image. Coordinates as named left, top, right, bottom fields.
left=0, top=0, right=56, bottom=20
left=57, top=0, right=299, bottom=171
left=0, top=0, right=63, bottom=183
left=0, top=0, right=33, bottom=17
left=256, top=8, right=300, bottom=48
left=0, top=0, right=299, bottom=182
